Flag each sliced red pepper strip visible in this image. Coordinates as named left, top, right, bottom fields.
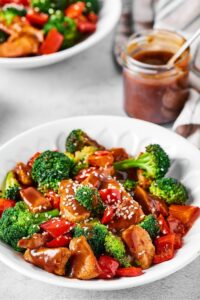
left=98, top=255, right=119, bottom=279
left=116, top=266, right=143, bottom=277
left=46, top=234, right=72, bottom=248
left=26, top=10, right=49, bottom=26
left=40, top=28, right=64, bottom=55
left=87, top=12, right=98, bottom=23
left=157, top=214, right=170, bottom=235
left=169, top=205, right=200, bottom=230
left=167, top=215, right=186, bottom=236
left=65, top=1, right=85, bottom=19
left=99, top=188, right=121, bottom=205
left=153, top=234, right=175, bottom=264
left=40, top=218, right=75, bottom=238
left=174, top=234, right=183, bottom=250
left=101, top=206, right=115, bottom=224
left=0, top=198, right=16, bottom=217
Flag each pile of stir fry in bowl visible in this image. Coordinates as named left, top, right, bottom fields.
left=0, top=0, right=99, bottom=57
left=0, top=129, right=199, bottom=280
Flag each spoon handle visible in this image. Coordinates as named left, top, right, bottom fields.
left=168, top=28, right=200, bottom=66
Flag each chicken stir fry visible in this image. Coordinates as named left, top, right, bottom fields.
left=0, top=0, right=100, bottom=58
left=0, top=129, right=199, bottom=280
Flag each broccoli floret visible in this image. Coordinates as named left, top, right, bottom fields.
left=66, top=146, right=97, bottom=176
left=149, top=177, right=188, bottom=205
left=0, top=201, right=59, bottom=251
left=75, top=185, right=104, bottom=215
left=43, top=11, right=79, bottom=48
left=123, top=179, right=137, bottom=192
left=139, top=215, right=160, bottom=239
left=104, top=232, right=131, bottom=267
left=0, top=5, right=26, bottom=25
left=31, top=0, right=67, bottom=13
left=31, top=150, right=73, bottom=192
left=65, top=129, right=103, bottom=153
left=73, top=222, right=108, bottom=256
left=114, top=144, right=170, bottom=180
left=2, top=171, right=21, bottom=201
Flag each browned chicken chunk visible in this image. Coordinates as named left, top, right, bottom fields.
left=20, top=187, right=52, bottom=213
left=24, top=247, right=71, bottom=276
left=122, top=225, right=155, bottom=269
left=18, top=233, right=50, bottom=250
left=69, top=236, right=101, bottom=280
left=59, top=179, right=90, bottom=222
left=134, top=185, right=169, bottom=217
left=15, top=162, right=32, bottom=186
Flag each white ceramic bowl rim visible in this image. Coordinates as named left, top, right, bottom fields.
left=0, top=115, right=200, bottom=290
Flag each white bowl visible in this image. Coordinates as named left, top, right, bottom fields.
left=0, top=0, right=122, bottom=69
left=0, top=115, right=199, bottom=290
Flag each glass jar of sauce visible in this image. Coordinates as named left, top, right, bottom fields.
left=123, top=30, right=190, bottom=124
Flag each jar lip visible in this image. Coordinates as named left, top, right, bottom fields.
left=124, top=29, right=189, bottom=74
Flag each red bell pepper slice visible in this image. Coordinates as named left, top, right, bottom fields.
left=26, top=10, right=49, bottom=26
left=153, top=234, right=175, bottom=264
left=87, top=12, right=98, bottom=23
left=27, top=152, right=41, bottom=168
left=46, top=234, right=72, bottom=248
left=40, top=218, right=75, bottom=238
left=98, top=255, right=119, bottom=279
left=0, top=198, right=16, bottom=217
left=44, top=191, right=60, bottom=209
left=0, top=0, right=29, bottom=6
left=99, top=188, right=121, bottom=205
left=157, top=214, right=170, bottom=235
left=116, top=266, right=143, bottom=277
left=77, top=21, right=96, bottom=33
left=40, top=28, right=64, bottom=55
left=169, top=205, right=200, bottom=230
left=65, top=1, right=85, bottom=19
left=174, top=234, right=183, bottom=249
left=167, top=215, right=186, bottom=236
left=101, top=206, right=115, bottom=224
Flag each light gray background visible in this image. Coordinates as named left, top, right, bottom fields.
left=0, top=31, right=199, bottom=300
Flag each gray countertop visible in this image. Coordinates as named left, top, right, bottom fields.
left=0, top=32, right=199, bottom=300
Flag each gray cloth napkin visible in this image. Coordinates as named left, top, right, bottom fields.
left=114, top=0, right=200, bottom=148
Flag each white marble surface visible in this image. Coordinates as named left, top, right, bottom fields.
left=0, top=32, right=199, bottom=300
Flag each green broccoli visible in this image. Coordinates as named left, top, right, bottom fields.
left=0, top=6, right=26, bottom=25
left=2, top=171, right=21, bottom=201
left=0, top=201, right=59, bottom=251
left=0, top=29, right=9, bottom=43
left=139, top=215, right=160, bottom=239
left=65, top=129, right=103, bottom=153
left=43, top=11, right=79, bottom=48
left=31, top=150, right=73, bottom=192
left=75, top=185, right=104, bottom=215
left=66, top=146, right=97, bottom=176
left=104, top=232, right=131, bottom=267
left=149, top=177, right=188, bottom=205
left=31, top=0, right=67, bottom=13
left=114, top=144, right=170, bottom=180
left=123, top=179, right=137, bottom=193
left=73, top=222, right=108, bottom=256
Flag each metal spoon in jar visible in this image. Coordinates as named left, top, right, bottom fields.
left=167, top=27, right=200, bottom=67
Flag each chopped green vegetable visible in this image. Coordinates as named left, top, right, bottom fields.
left=139, top=214, right=160, bottom=239
left=2, top=171, right=21, bottom=201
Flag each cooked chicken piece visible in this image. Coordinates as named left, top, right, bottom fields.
left=20, top=187, right=52, bottom=213
left=137, top=169, right=152, bottom=190
left=0, top=18, right=43, bottom=58
left=101, top=178, right=144, bottom=232
left=110, top=148, right=129, bottom=162
left=122, top=225, right=155, bottom=269
left=59, top=179, right=90, bottom=222
left=69, top=236, right=101, bottom=280
left=24, top=247, right=71, bottom=276
left=18, top=232, right=50, bottom=249
left=134, top=185, right=169, bottom=217
left=15, top=162, right=32, bottom=186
